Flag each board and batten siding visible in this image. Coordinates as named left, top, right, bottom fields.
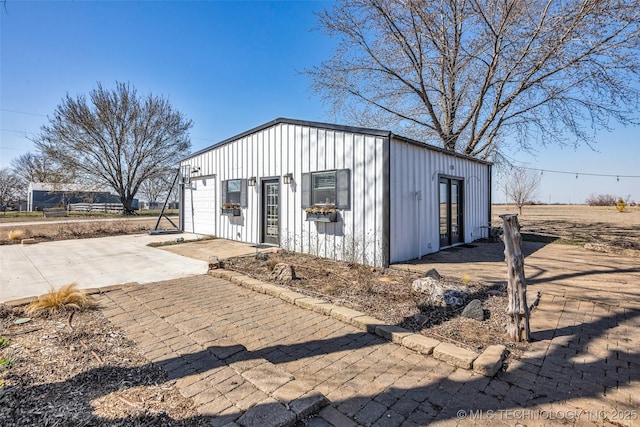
left=389, top=137, right=491, bottom=264
left=181, top=122, right=388, bottom=266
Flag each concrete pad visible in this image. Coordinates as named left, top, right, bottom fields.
left=0, top=233, right=207, bottom=302
left=162, top=238, right=277, bottom=261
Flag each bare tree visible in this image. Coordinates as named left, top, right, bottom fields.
left=11, top=152, right=60, bottom=184
left=10, top=151, right=73, bottom=194
left=34, top=82, right=192, bottom=214
left=504, top=168, right=541, bottom=214
left=139, top=171, right=173, bottom=209
left=0, top=168, right=22, bottom=206
left=307, top=0, right=640, bottom=159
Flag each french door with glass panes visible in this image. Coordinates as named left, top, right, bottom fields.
left=262, top=179, right=280, bottom=245
left=439, top=177, right=463, bottom=248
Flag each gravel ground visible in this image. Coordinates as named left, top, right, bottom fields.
left=0, top=306, right=201, bottom=426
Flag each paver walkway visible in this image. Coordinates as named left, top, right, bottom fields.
left=97, top=269, right=639, bottom=426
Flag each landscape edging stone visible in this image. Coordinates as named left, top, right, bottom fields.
left=209, top=269, right=506, bottom=376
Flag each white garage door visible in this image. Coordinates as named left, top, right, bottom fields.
left=183, top=178, right=216, bottom=235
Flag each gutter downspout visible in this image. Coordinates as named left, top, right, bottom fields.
left=382, top=132, right=392, bottom=267
left=416, top=190, right=422, bottom=259
left=488, top=164, right=493, bottom=236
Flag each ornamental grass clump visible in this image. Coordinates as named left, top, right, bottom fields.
left=7, top=229, right=26, bottom=240
left=25, top=284, right=97, bottom=316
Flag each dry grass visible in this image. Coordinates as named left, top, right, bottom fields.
left=7, top=229, right=26, bottom=240
left=492, top=204, right=640, bottom=250
left=0, top=218, right=170, bottom=245
left=25, top=284, right=97, bottom=316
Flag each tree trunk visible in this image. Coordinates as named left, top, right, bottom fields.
left=120, top=195, right=136, bottom=215
left=500, top=214, right=531, bottom=342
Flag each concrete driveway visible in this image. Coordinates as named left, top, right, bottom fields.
left=0, top=233, right=212, bottom=303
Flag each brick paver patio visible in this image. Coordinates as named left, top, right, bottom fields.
left=96, top=264, right=639, bottom=426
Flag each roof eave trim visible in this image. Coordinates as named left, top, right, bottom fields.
left=180, top=118, right=392, bottom=162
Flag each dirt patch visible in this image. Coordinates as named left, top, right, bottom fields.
left=0, top=305, right=201, bottom=426
left=223, top=251, right=529, bottom=358
left=493, top=205, right=640, bottom=250
left=0, top=217, right=178, bottom=246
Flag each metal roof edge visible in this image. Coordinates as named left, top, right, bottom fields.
left=179, top=118, right=392, bottom=163
left=180, top=117, right=491, bottom=166
left=389, top=133, right=493, bottom=166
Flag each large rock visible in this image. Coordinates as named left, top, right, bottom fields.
left=423, top=268, right=441, bottom=280
left=412, top=278, right=468, bottom=306
left=270, top=263, right=296, bottom=281
left=208, top=255, right=220, bottom=270
left=255, top=252, right=269, bottom=261
left=461, top=299, right=485, bottom=321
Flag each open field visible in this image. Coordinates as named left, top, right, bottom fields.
left=492, top=204, right=640, bottom=250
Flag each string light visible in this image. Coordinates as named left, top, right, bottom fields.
left=511, top=165, right=640, bottom=180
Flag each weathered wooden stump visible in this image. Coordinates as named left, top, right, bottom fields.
left=500, top=214, right=531, bottom=342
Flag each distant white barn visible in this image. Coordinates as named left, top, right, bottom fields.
left=180, top=118, right=492, bottom=267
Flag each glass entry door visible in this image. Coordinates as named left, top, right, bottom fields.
left=262, top=179, right=280, bottom=245
left=439, top=177, right=463, bottom=247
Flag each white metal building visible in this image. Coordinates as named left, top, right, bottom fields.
left=180, top=118, right=492, bottom=267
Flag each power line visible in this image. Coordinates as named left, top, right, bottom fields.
left=2, top=126, right=218, bottom=144
left=0, top=108, right=47, bottom=117
left=499, top=153, right=640, bottom=179
left=515, top=165, right=640, bottom=179
left=0, top=128, right=32, bottom=134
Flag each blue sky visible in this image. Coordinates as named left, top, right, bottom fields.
left=1, top=0, right=638, bottom=204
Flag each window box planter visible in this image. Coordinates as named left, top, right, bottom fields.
left=221, top=205, right=241, bottom=216
left=305, top=204, right=338, bottom=223
left=306, top=211, right=338, bottom=222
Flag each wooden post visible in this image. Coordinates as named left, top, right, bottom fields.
left=500, top=214, right=531, bottom=342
